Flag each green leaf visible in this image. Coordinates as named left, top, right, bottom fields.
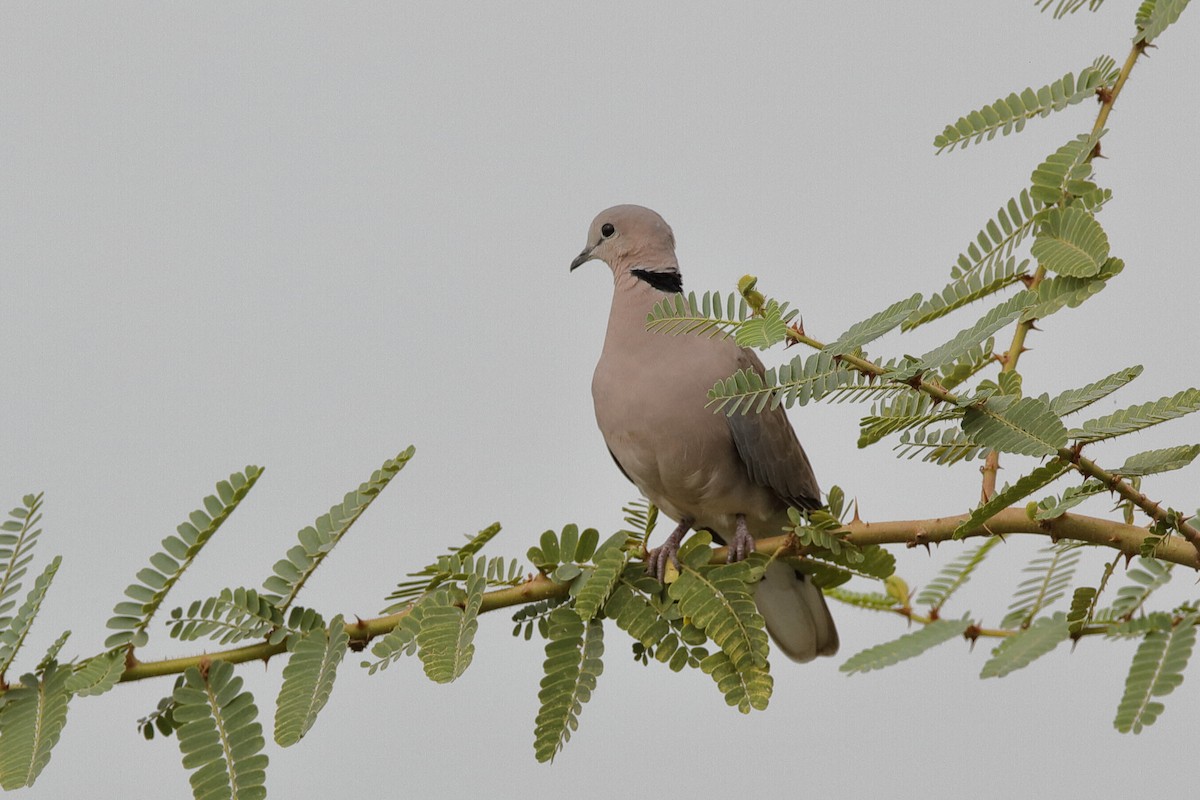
left=362, top=598, right=425, bottom=675
left=786, top=509, right=860, bottom=561
left=0, top=557, right=61, bottom=678
left=619, top=498, right=659, bottom=548
left=981, top=613, right=1070, bottom=678
left=169, top=587, right=290, bottom=646
left=264, top=448, right=415, bottom=611
left=1135, top=0, right=1192, bottom=43
left=65, top=652, right=125, bottom=698
left=1114, top=613, right=1197, bottom=733
left=937, top=337, right=997, bottom=391
left=0, top=493, right=45, bottom=634
left=895, top=426, right=988, bottom=466
left=1030, top=131, right=1103, bottom=205
left=0, top=663, right=71, bottom=789
left=824, top=587, right=899, bottom=611
left=888, top=292, right=1035, bottom=381
left=604, top=577, right=672, bottom=652
left=1033, top=479, right=1106, bottom=519
left=533, top=608, right=604, bottom=763
left=274, top=615, right=349, bottom=747
left=1022, top=257, right=1123, bottom=321
left=1110, top=557, right=1172, bottom=619
left=1105, top=612, right=1174, bottom=640
left=574, top=538, right=628, bottom=622
left=915, top=537, right=1001, bottom=610
left=1069, top=388, right=1200, bottom=443
left=137, top=686, right=182, bottom=741
left=735, top=301, right=790, bottom=350
left=858, top=392, right=959, bottom=448
left=948, top=190, right=1044, bottom=281
left=645, top=290, right=752, bottom=339
left=36, top=631, right=70, bottom=674
left=962, top=396, right=1068, bottom=457
left=841, top=617, right=971, bottom=674
left=415, top=573, right=485, bottom=684
left=1001, top=542, right=1083, bottom=629
left=1047, top=365, right=1143, bottom=416
left=955, top=460, right=1072, bottom=540
left=668, top=540, right=771, bottom=683
left=904, top=258, right=1027, bottom=332
left=667, top=543, right=772, bottom=711
left=1067, top=586, right=1099, bottom=635
left=699, top=649, right=773, bottom=714
left=1116, top=445, right=1200, bottom=477
left=1035, top=0, right=1106, bottom=19
left=933, top=56, right=1118, bottom=152
left=1030, top=207, right=1109, bottom=277
left=512, top=596, right=570, bottom=641
left=559, top=524, right=581, bottom=563
left=173, top=661, right=268, bottom=800
left=105, top=466, right=262, bottom=651
left=797, top=544, right=896, bottom=588
left=826, top=293, right=923, bottom=355
left=387, top=521, right=504, bottom=609
left=708, top=350, right=862, bottom=415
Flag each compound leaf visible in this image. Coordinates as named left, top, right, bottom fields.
left=1114, top=613, right=1197, bottom=733
left=1069, top=388, right=1200, bottom=443
left=841, top=617, right=970, bottom=675
left=105, top=466, right=262, bottom=650
left=826, top=293, right=923, bottom=355
left=274, top=615, right=348, bottom=747
left=933, top=56, right=1118, bottom=152
left=173, top=660, right=267, bottom=800
left=1001, top=542, right=1083, bottom=629
left=264, top=448, right=415, bottom=611
left=981, top=613, right=1070, bottom=678
left=415, top=574, right=485, bottom=684
left=0, top=557, right=61, bottom=677
left=1116, top=445, right=1200, bottom=477
left=533, top=608, right=604, bottom=763
left=1030, top=207, right=1109, bottom=277
left=916, top=537, right=1001, bottom=610
left=1047, top=365, right=1142, bottom=416
left=0, top=663, right=71, bottom=790
left=962, top=396, right=1067, bottom=457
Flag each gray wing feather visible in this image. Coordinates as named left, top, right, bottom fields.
left=725, top=349, right=822, bottom=510
left=606, top=446, right=634, bottom=485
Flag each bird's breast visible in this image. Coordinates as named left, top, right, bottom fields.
left=591, top=330, right=774, bottom=526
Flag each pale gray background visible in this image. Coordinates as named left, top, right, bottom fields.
left=3, top=3, right=1198, bottom=798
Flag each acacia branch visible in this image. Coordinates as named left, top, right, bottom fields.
left=116, top=504, right=1195, bottom=686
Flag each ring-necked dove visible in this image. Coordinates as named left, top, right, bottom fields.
left=570, top=204, right=838, bottom=662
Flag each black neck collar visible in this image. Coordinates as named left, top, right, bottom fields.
left=630, top=269, right=683, bottom=294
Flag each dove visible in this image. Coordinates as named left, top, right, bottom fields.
left=571, top=204, right=838, bottom=662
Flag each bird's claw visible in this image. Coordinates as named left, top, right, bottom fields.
left=646, top=542, right=681, bottom=581
left=645, top=519, right=691, bottom=582
left=727, top=516, right=755, bottom=563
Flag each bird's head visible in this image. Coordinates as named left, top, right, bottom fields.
left=569, top=205, right=678, bottom=275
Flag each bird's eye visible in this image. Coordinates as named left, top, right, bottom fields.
left=601, top=223, right=615, bottom=238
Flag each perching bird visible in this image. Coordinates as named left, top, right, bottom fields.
left=570, top=204, right=838, bottom=662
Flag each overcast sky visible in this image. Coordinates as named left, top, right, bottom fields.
left=3, top=3, right=1198, bottom=798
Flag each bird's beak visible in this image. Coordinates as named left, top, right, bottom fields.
left=570, top=246, right=595, bottom=272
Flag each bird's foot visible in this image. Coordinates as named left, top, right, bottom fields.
left=646, top=518, right=691, bottom=581
left=727, top=515, right=756, bottom=563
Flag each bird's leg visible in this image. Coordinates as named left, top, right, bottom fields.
left=646, top=517, right=692, bottom=581
left=728, top=514, right=756, bottom=563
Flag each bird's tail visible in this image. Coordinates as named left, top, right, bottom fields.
left=755, top=561, right=839, bottom=663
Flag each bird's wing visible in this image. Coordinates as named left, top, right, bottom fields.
left=724, top=348, right=823, bottom=510
left=606, top=445, right=634, bottom=485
